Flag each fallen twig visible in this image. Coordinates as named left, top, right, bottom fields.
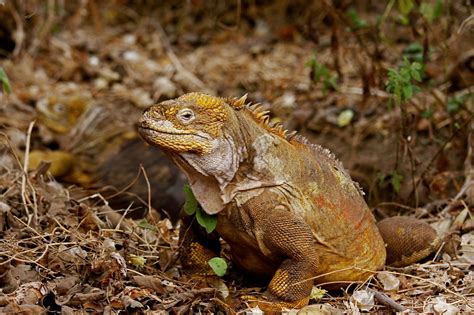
left=368, top=288, right=411, bottom=313
left=21, top=121, right=36, bottom=226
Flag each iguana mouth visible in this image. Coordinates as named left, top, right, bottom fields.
left=139, top=126, right=194, bottom=136
left=139, top=126, right=210, bottom=142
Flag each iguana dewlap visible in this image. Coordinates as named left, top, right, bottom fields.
left=138, top=93, right=439, bottom=308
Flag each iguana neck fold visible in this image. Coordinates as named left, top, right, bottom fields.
left=173, top=107, right=286, bottom=214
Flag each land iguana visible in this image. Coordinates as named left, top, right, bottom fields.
left=138, top=92, right=439, bottom=309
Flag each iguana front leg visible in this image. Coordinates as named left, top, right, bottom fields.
left=179, top=215, right=221, bottom=275
left=235, top=198, right=319, bottom=308
left=261, top=207, right=319, bottom=307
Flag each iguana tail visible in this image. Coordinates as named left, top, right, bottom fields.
left=376, top=216, right=440, bottom=267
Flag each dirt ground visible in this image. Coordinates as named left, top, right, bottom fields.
left=0, top=1, right=473, bottom=313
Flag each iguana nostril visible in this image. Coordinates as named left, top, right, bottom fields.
left=138, top=115, right=150, bottom=128
left=142, top=107, right=163, bottom=122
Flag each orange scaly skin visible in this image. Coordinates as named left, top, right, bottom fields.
left=138, top=93, right=438, bottom=309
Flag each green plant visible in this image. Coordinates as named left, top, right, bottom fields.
left=398, top=0, right=414, bottom=16
left=419, top=0, right=443, bottom=22
left=421, top=108, right=433, bottom=118
left=377, top=170, right=404, bottom=195
left=183, top=185, right=217, bottom=234
left=208, top=257, right=228, bottom=277
left=306, top=54, right=338, bottom=93
left=447, top=94, right=471, bottom=114
left=403, top=42, right=424, bottom=63
left=137, top=219, right=158, bottom=231
left=0, top=67, right=11, bottom=94
left=397, top=0, right=415, bottom=25
left=385, top=57, right=423, bottom=107
left=396, top=0, right=443, bottom=25
left=347, top=8, right=368, bottom=29
left=183, top=186, right=227, bottom=277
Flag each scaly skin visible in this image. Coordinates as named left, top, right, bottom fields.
left=138, top=93, right=438, bottom=308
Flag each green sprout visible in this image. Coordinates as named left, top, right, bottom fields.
left=0, top=68, right=11, bottom=94
left=306, top=54, right=338, bottom=93
left=386, top=57, right=423, bottom=107
left=183, top=185, right=217, bottom=234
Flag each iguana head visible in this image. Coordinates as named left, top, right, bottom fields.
left=139, top=92, right=235, bottom=155
left=140, top=92, right=249, bottom=214
left=139, top=92, right=293, bottom=214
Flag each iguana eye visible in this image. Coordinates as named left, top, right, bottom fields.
left=177, top=108, right=195, bottom=124
left=53, top=103, right=65, bottom=113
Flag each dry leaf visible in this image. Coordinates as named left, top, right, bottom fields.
left=132, top=275, right=165, bottom=294
left=424, top=296, right=460, bottom=315
left=377, top=271, right=400, bottom=291
left=350, top=290, right=374, bottom=312
left=459, top=233, right=474, bottom=264
left=297, top=304, right=343, bottom=315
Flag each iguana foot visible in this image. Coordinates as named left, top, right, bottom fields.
left=179, top=216, right=221, bottom=275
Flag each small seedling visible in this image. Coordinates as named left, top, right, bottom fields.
left=0, top=67, right=11, bottom=94
left=183, top=185, right=217, bottom=234
left=403, top=42, right=424, bottom=63
left=396, top=0, right=415, bottom=25
left=421, top=108, right=433, bottom=118
left=420, top=0, right=443, bottom=22
left=378, top=170, right=404, bottom=195
left=137, top=219, right=157, bottom=231
left=306, top=54, right=338, bottom=93
left=447, top=94, right=471, bottom=114
left=347, top=8, right=368, bottom=29
left=398, top=0, right=414, bottom=17
left=386, top=57, right=423, bottom=107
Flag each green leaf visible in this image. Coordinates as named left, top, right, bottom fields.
left=304, top=57, right=316, bottom=68
left=398, top=0, right=414, bottom=16
left=421, top=108, right=433, bottom=118
left=183, top=184, right=217, bottom=233
left=347, top=8, right=368, bottom=29
left=404, top=42, right=423, bottom=55
left=402, top=85, right=413, bottom=100
left=447, top=96, right=464, bottom=114
left=377, top=172, right=387, bottom=185
left=196, top=207, right=217, bottom=234
left=433, top=0, right=443, bottom=19
left=411, top=62, right=422, bottom=71
left=183, top=185, right=198, bottom=215
left=386, top=57, right=424, bottom=106
left=390, top=171, right=403, bottom=194
left=403, top=43, right=424, bottom=63
left=208, top=257, right=227, bottom=277
left=410, top=69, right=422, bottom=82
left=419, top=2, right=434, bottom=22
left=396, top=14, right=410, bottom=26
left=137, top=219, right=157, bottom=231
left=0, top=68, right=11, bottom=94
